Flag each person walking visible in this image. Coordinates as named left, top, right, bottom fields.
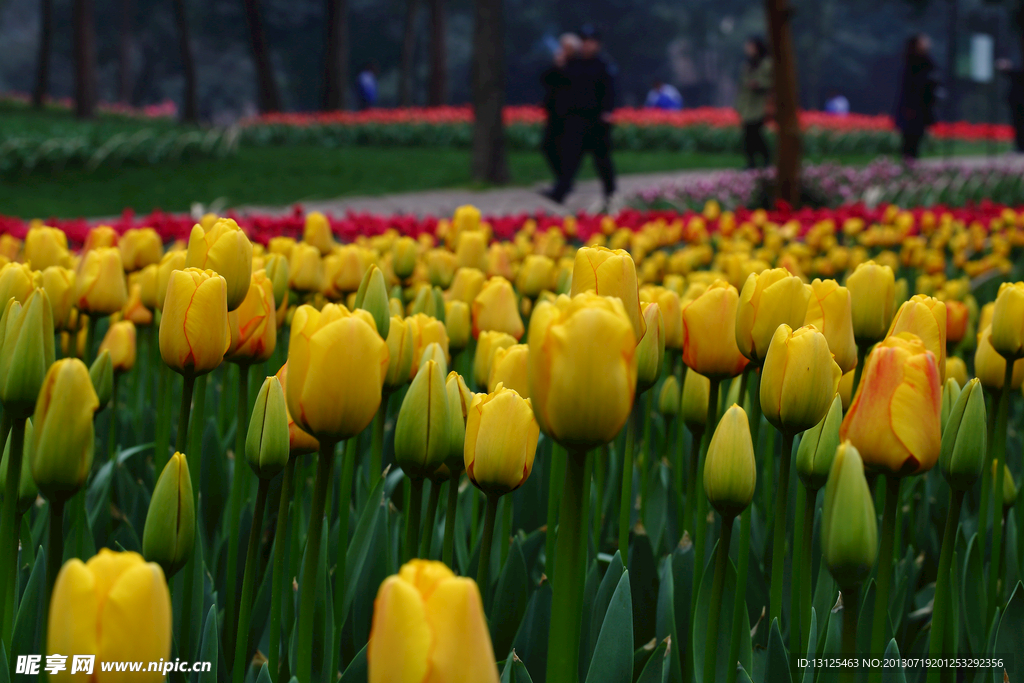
left=894, top=34, right=937, bottom=160
left=997, top=58, right=1024, bottom=152
left=543, top=25, right=616, bottom=209
left=735, top=36, right=773, bottom=169
left=540, top=34, right=580, bottom=177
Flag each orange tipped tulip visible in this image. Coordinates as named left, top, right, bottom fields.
left=681, top=279, right=748, bottom=380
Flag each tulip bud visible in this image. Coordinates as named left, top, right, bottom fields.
left=90, top=350, right=114, bottom=410
left=939, top=378, right=986, bottom=491
left=571, top=246, right=646, bottom=342
left=761, top=324, right=842, bottom=435
left=473, top=330, right=515, bottom=389
left=465, top=384, right=539, bottom=496
left=427, top=249, right=458, bottom=289
left=0, top=262, right=38, bottom=308
left=185, top=218, right=253, bottom=312
left=159, top=268, right=231, bottom=377
left=304, top=211, right=334, bottom=255
left=658, top=375, right=681, bottom=416
left=142, top=452, right=196, bottom=577
left=455, top=231, right=488, bottom=272
left=681, top=280, right=748, bottom=380
left=516, top=255, right=555, bottom=298
left=636, top=302, right=665, bottom=393
left=940, top=378, right=961, bottom=433
left=119, top=227, right=163, bottom=272
left=1, top=418, right=37, bottom=513
left=354, top=265, right=391, bottom=340
left=821, top=442, right=878, bottom=589
left=24, top=226, right=70, bottom=271
left=122, top=283, right=153, bottom=326
left=703, top=404, right=756, bottom=518
left=804, top=278, right=858, bottom=374
left=84, top=225, right=118, bottom=252
left=138, top=263, right=159, bottom=310
left=98, top=320, right=137, bottom=373
left=487, top=343, right=528, bottom=397
left=392, top=237, right=419, bottom=280
left=846, top=260, right=896, bottom=344
left=408, top=313, right=450, bottom=378
left=226, top=270, right=277, bottom=364
left=394, top=359, right=450, bottom=479
left=681, top=368, right=711, bottom=433
left=990, top=281, right=1024, bottom=359
left=75, top=247, right=128, bottom=316
left=29, top=359, right=99, bottom=502
left=389, top=297, right=403, bottom=318
left=246, top=376, right=290, bottom=479
left=736, top=268, right=811, bottom=364
left=445, top=300, right=470, bottom=351
left=40, top=266, right=75, bottom=332
left=796, top=394, right=843, bottom=490
left=472, top=276, right=524, bottom=341
left=945, top=300, right=969, bottom=345
left=444, top=371, right=474, bottom=475
left=0, top=289, right=56, bottom=418
left=447, top=267, right=486, bottom=304
left=411, top=285, right=440, bottom=319
left=288, top=242, right=325, bottom=293
left=155, top=249, right=186, bottom=310
left=384, top=316, right=415, bottom=390
left=264, top=253, right=290, bottom=309
left=995, top=462, right=1017, bottom=509
left=974, top=325, right=1024, bottom=391
left=419, top=342, right=448, bottom=376
left=887, top=294, right=947, bottom=382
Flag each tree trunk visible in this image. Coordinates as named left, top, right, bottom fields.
left=172, top=0, right=198, bottom=123
left=765, top=0, right=801, bottom=207
left=322, top=0, right=348, bottom=110
left=32, top=0, right=53, bottom=108
left=471, top=0, right=508, bottom=184
left=399, top=0, right=421, bottom=106
left=118, top=0, right=133, bottom=103
left=945, top=0, right=959, bottom=122
left=428, top=0, right=446, bottom=106
left=243, top=0, right=282, bottom=113
left=72, top=0, right=96, bottom=119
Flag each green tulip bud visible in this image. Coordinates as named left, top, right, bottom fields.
left=681, top=368, right=710, bottom=434
left=90, top=349, right=114, bottom=411
left=142, top=451, right=195, bottom=578
left=940, top=377, right=961, bottom=434
left=29, top=358, right=99, bottom=502
left=394, top=359, right=450, bottom=479
left=432, top=287, right=446, bottom=326
left=993, top=461, right=1018, bottom=510
left=822, top=442, right=878, bottom=589
left=636, top=303, right=665, bottom=394
left=445, top=300, right=470, bottom=351
left=796, top=394, right=843, bottom=490
left=443, top=371, right=474, bottom=475
left=657, top=376, right=681, bottom=416
left=246, top=376, right=290, bottom=479
left=0, top=418, right=37, bottom=513
left=419, top=342, right=448, bottom=376
left=411, top=286, right=439, bottom=320
left=354, top=265, right=391, bottom=340
left=939, top=378, right=986, bottom=491
left=263, top=253, right=290, bottom=309
left=703, top=404, right=756, bottom=519
left=392, top=236, right=418, bottom=280
left=0, top=289, right=55, bottom=418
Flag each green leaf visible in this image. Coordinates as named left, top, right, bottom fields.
left=812, top=555, right=837, bottom=644
left=0, top=641, right=10, bottom=683
left=197, top=605, right=218, bottom=683
left=339, top=644, right=367, bottom=683
left=655, top=555, right=683, bottom=683
left=629, top=534, right=659, bottom=649
left=961, top=532, right=987, bottom=654
left=490, top=539, right=529, bottom=660
left=762, top=619, right=792, bottom=683
left=585, top=570, right=634, bottom=683
left=881, top=639, right=906, bottom=683
left=993, top=581, right=1023, bottom=679
left=341, top=470, right=389, bottom=626
left=800, top=608, right=817, bottom=683
left=256, top=663, right=272, bottom=683
left=11, top=550, right=44, bottom=663
left=510, top=584, right=552, bottom=679
left=692, top=540, right=752, bottom=683
left=585, top=549, right=625, bottom=673
left=499, top=651, right=535, bottom=683
left=643, top=462, right=668, bottom=555
left=635, top=637, right=670, bottom=683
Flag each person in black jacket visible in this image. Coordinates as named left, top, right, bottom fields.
left=894, top=34, right=938, bottom=160
left=540, top=34, right=580, bottom=177
left=997, top=59, right=1024, bottom=152
left=544, top=25, right=617, bottom=208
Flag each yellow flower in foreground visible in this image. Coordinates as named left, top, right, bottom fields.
left=465, top=384, right=539, bottom=496
left=735, top=267, right=810, bottom=364
left=158, top=268, right=230, bottom=376
left=989, top=281, right=1024, bottom=359
left=975, top=325, right=1024, bottom=391
left=760, top=324, right=842, bottom=435
left=681, top=280, right=748, bottom=380
left=804, top=278, right=857, bottom=373
left=846, top=260, right=896, bottom=344
left=185, top=218, right=253, bottom=311
left=886, top=294, right=946, bottom=382
left=571, top=246, right=646, bottom=342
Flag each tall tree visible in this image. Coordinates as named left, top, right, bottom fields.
left=399, top=0, right=421, bottom=106
left=471, top=0, right=508, bottom=183
left=765, top=0, right=801, bottom=206
left=322, top=0, right=348, bottom=110
left=31, top=0, right=53, bottom=108
left=72, top=0, right=97, bottom=118
left=118, top=0, right=133, bottom=103
left=428, top=0, right=446, bottom=105
left=172, top=0, right=199, bottom=123
left=243, top=0, right=282, bottom=113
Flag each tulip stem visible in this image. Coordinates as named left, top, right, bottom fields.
left=420, top=479, right=441, bottom=558
left=868, top=475, right=900, bottom=683
left=839, top=585, right=860, bottom=683
left=800, top=486, right=816, bottom=660
left=685, top=428, right=703, bottom=538
left=769, top=431, right=795, bottom=630
left=224, top=365, right=249, bottom=669
left=175, top=373, right=196, bottom=454
left=726, top=506, right=751, bottom=683
left=0, top=416, right=26, bottom=656
left=296, top=441, right=335, bottom=683
left=403, top=478, right=424, bottom=563
left=545, top=443, right=565, bottom=578
left=988, top=360, right=1012, bottom=622
left=791, top=483, right=806, bottom=662
left=442, top=475, right=460, bottom=568
left=977, top=385, right=998, bottom=570
left=332, top=439, right=357, bottom=676
left=926, top=489, right=963, bottom=683
left=546, top=449, right=588, bottom=683
left=691, top=378, right=721, bottom=631
left=268, top=456, right=295, bottom=682
left=618, top=402, right=640, bottom=557
left=367, top=397, right=387, bottom=486
left=155, top=364, right=172, bottom=472
left=43, top=498, right=64, bottom=635
left=477, top=493, right=500, bottom=609
left=233, top=477, right=268, bottom=683
left=703, top=514, right=734, bottom=683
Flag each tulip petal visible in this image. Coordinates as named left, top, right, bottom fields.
left=367, top=576, right=432, bottom=683
left=48, top=560, right=99, bottom=682
left=423, top=578, right=500, bottom=683
left=95, top=563, right=172, bottom=683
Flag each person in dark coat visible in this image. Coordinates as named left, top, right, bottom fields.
left=894, top=34, right=938, bottom=160
left=544, top=25, right=617, bottom=208
left=997, top=59, right=1024, bottom=152
left=540, top=34, right=580, bottom=177
left=734, top=37, right=773, bottom=169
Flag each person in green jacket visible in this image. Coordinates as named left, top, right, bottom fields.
left=735, top=37, right=773, bottom=169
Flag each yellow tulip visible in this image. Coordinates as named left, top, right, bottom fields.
left=288, top=242, right=325, bottom=293
left=41, top=266, right=75, bottom=331
left=447, top=267, right=486, bottom=304
left=384, top=316, right=415, bottom=390
left=650, top=286, right=682, bottom=350
left=840, top=333, right=942, bottom=476
left=680, top=369, right=711, bottom=432
left=703, top=404, right=756, bottom=518
left=323, top=245, right=371, bottom=298
left=159, top=268, right=231, bottom=376
left=274, top=362, right=319, bottom=455
left=455, top=231, right=488, bottom=272
left=426, top=249, right=458, bottom=289
left=761, top=324, right=842, bottom=434
left=83, top=225, right=118, bottom=252
left=945, top=299, right=969, bottom=345
left=267, top=236, right=296, bottom=258
left=989, top=281, right=1024, bottom=359
left=975, top=324, right=1024, bottom=390
left=570, top=246, right=646, bottom=342
left=304, top=211, right=335, bottom=255
left=472, top=276, right=524, bottom=340
left=99, top=321, right=137, bottom=373
left=486, top=242, right=515, bottom=281
left=887, top=294, right=946, bottom=382
left=465, top=384, right=539, bottom=496
left=979, top=301, right=995, bottom=335
left=636, top=301, right=665, bottom=393
left=75, top=247, right=128, bottom=316
left=681, top=280, right=748, bottom=380
left=367, top=560, right=499, bottom=683
left=445, top=300, right=470, bottom=350
left=24, top=225, right=70, bottom=270
left=735, top=267, right=811, bottom=364
left=185, top=218, right=253, bottom=311
left=408, top=313, right=450, bottom=378
left=155, top=250, right=186, bottom=311
left=804, top=278, right=857, bottom=373
left=516, top=254, right=555, bottom=297
left=838, top=369, right=855, bottom=411
left=946, top=355, right=969, bottom=388
left=394, top=359, right=450, bottom=479
left=528, top=293, right=637, bottom=450
left=121, top=283, right=153, bottom=326
left=0, top=262, right=38, bottom=307
left=658, top=375, right=681, bottom=415
left=846, top=260, right=896, bottom=344
left=48, top=549, right=171, bottom=683
left=487, top=344, right=529, bottom=397
left=226, top=270, right=277, bottom=364
left=118, top=228, right=163, bottom=272
left=473, top=330, right=516, bottom=389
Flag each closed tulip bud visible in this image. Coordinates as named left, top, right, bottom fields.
left=0, top=262, right=38, bottom=307
left=681, top=280, right=749, bottom=380
left=83, top=225, right=118, bottom=252
left=41, top=265, right=75, bottom=331
left=354, top=265, right=391, bottom=340
left=122, top=283, right=153, bottom=326
left=48, top=549, right=172, bottom=680
left=528, top=293, right=637, bottom=450
left=274, top=363, right=319, bottom=456
left=940, top=378, right=986, bottom=490
left=287, top=305, right=389, bottom=441
left=384, top=316, right=415, bottom=389
left=367, top=559, right=499, bottom=683
left=444, top=372, right=474, bottom=474
left=0, top=290, right=56, bottom=418
left=571, top=246, right=646, bottom=342
left=411, top=285, right=440, bottom=319
left=142, top=452, right=195, bottom=577
left=636, top=302, right=665, bottom=393
left=887, top=294, right=946, bottom=382
left=99, top=320, right=137, bottom=373
left=75, top=247, right=128, bottom=316
left=24, top=226, right=70, bottom=271
left=246, top=376, right=290, bottom=478
left=652, top=287, right=683, bottom=350
left=989, top=281, right=1024, bottom=359
left=821, top=442, right=878, bottom=589
left=90, top=350, right=114, bottom=410
left=472, top=276, right=524, bottom=340
left=445, top=300, right=470, bottom=350
left=394, top=359, right=450, bottom=479
left=804, top=278, right=858, bottom=373
left=974, top=325, right=1024, bottom=391
left=516, top=255, right=555, bottom=298
left=761, top=324, right=842, bottom=435
left=264, top=252, right=290, bottom=309
left=736, top=268, right=812, bottom=364
left=288, top=242, right=325, bottom=293
left=465, top=384, right=539, bottom=496
left=940, top=378, right=961, bottom=433
left=185, top=219, right=253, bottom=311
left=1, top=417, right=37, bottom=513
left=846, top=260, right=896, bottom=344
left=419, top=342, right=448, bottom=376
left=119, top=228, right=163, bottom=272
left=841, top=333, right=942, bottom=476
left=226, top=270, right=276, bottom=364
left=487, top=343, right=529, bottom=397
left=658, top=375, right=681, bottom=416
left=945, top=300, right=969, bottom=345
left=447, top=267, right=486, bottom=304
left=303, top=211, right=334, bottom=255
left=703, top=404, right=756, bottom=518
left=474, top=330, right=516, bottom=389
left=155, top=249, right=186, bottom=310
left=979, top=302, right=995, bottom=339
left=159, top=268, right=231, bottom=376
left=392, top=237, right=419, bottom=280
left=408, top=313, right=450, bottom=378
left=681, top=368, right=711, bottom=433
left=838, top=369, right=854, bottom=411
left=796, top=394, right=843, bottom=490
left=995, top=462, right=1017, bottom=509
left=426, top=249, right=458, bottom=289
left=29, top=358, right=99, bottom=502
left=455, top=231, right=488, bottom=272
left=946, top=356, right=968, bottom=388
